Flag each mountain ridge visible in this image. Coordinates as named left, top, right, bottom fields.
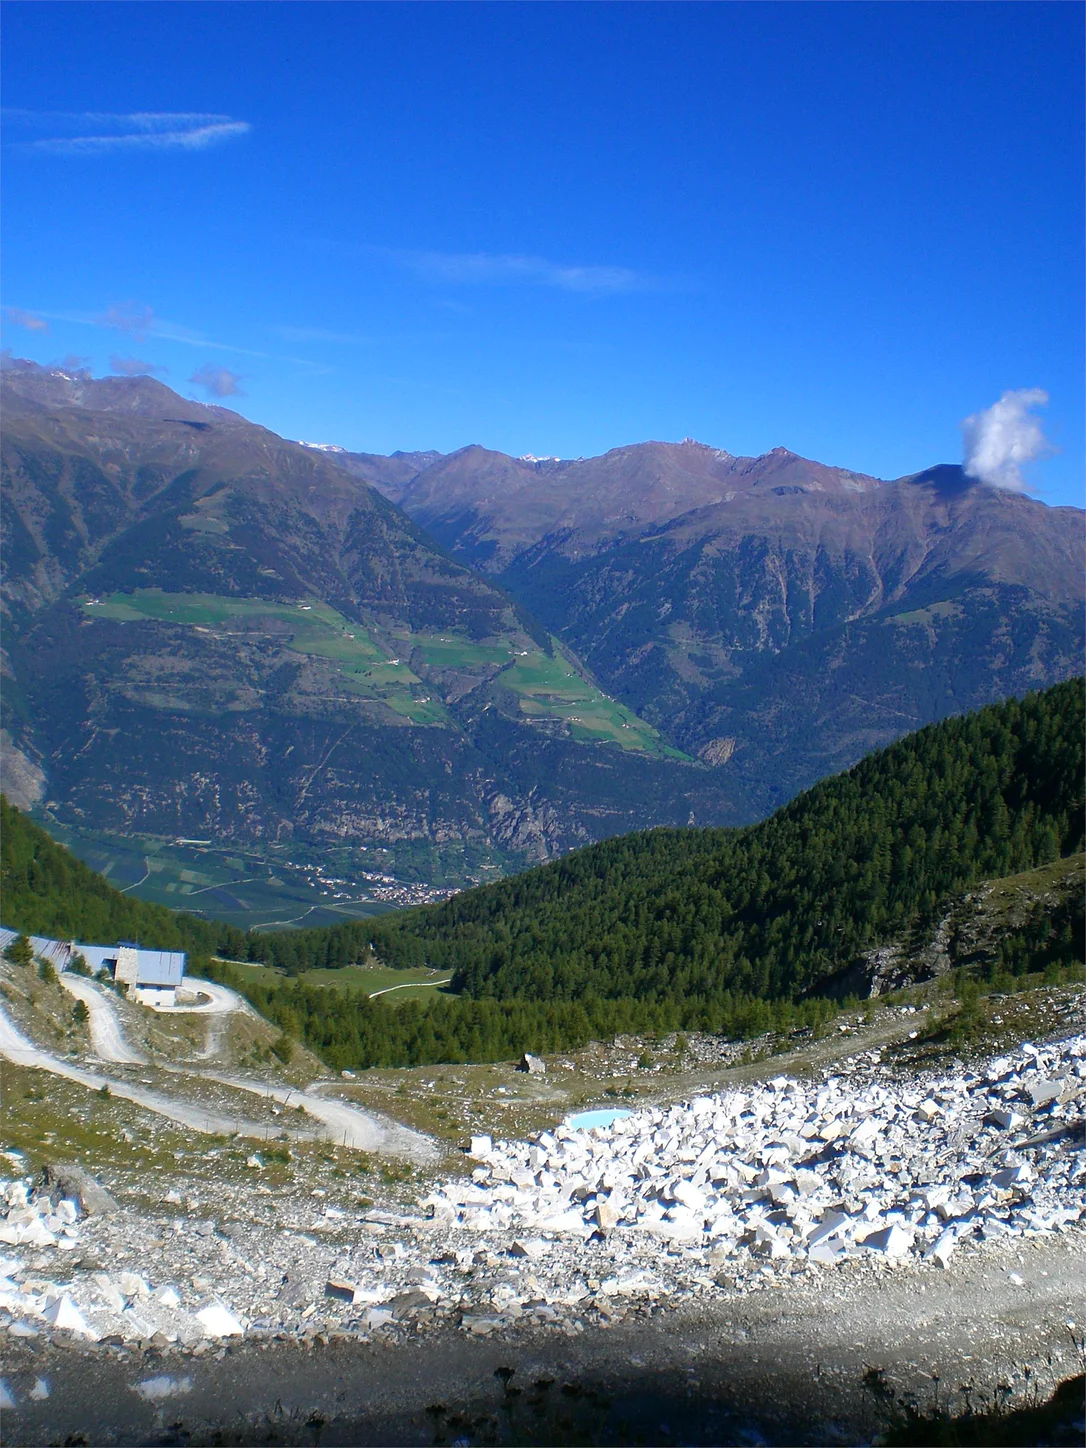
left=0, top=363, right=743, bottom=880
left=328, top=435, right=1083, bottom=814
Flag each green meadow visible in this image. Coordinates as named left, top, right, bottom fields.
left=83, top=591, right=684, bottom=754
left=218, top=958, right=455, bottom=1004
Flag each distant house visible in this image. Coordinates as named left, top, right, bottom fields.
left=77, top=942, right=186, bottom=1005
left=0, top=927, right=186, bottom=1006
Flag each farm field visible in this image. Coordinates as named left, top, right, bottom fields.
left=499, top=647, right=688, bottom=756
left=82, top=591, right=682, bottom=755
left=34, top=819, right=398, bottom=933
left=83, top=591, right=449, bottom=726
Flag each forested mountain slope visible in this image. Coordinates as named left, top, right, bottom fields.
left=0, top=362, right=738, bottom=875
left=0, top=794, right=244, bottom=958
left=4, top=682, right=1082, bottom=1069
left=266, top=682, right=1084, bottom=1007
left=347, top=440, right=1084, bottom=815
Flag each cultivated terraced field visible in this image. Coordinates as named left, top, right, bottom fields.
left=83, top=591, right=678, bottom=753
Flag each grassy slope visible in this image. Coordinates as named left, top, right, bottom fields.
left=81, top=589, right=679, bottom=753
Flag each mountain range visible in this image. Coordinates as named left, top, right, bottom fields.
left=0, top=362, right=733, bottom=882
left=1, top=357, right=1082, bottom=888
left=342, top=439, right=1084, bottom=813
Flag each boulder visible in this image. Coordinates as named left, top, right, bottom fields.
left=508, top=1238, right=546, bottom=1259
left=519, top=1053, right=546, bottom=1075
left=41, top=1163, right=118, bottom=1216
left=195, top=1301, right=243, bottom=1337
left=859, top=1223, right=914, bottom=1257
left=595, top=1198, right=620, bottom=1232
left=42, top=1293, right=95, bottom=1338
left=1025, top=1079, right=1064, bottom=1109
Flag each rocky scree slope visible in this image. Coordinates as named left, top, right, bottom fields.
left=0, top=363, right=738, bottom=868
left=345, top=440, right=1085, bottom=816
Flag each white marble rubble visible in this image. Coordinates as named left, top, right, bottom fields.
left=426, top=1033, right=1085, bottom=1289
left=0, top=1034, right=1082, bottom=1353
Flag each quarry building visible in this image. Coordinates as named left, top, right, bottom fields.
left=0, top=926, right=186, bottom=1006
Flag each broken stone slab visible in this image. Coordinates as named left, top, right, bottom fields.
left=508, top=1238, right=546, bottom=1260
left=859, top=1223, right=914, bottom=1258
left=41, top=1163, right=118, bottom=1216
left=194, top=1301, right=244, bottom=1337
left=991, top=1164, right=1033, bottom=1190
left=42, top=1293, right=97, bottom=1338
left=594, top=1199, right=620, bottom=1232
left=806, top=1211, right=852, bottom=1249
left=986, top=1109, right=1026, bottom=1130
left=1025, top=1079, right=1065, bottom=1109
left=469, top=1135, right=493, bottom=1158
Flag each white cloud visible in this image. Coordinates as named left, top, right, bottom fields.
left=962, top=389, right=1052, bottom=492
left=4, top=110, right=250, bottom=155
left=109, top=355, right=167, bottom=377
left=97, top=302, right=157, bottom=340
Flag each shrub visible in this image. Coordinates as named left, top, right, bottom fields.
left=5, top=934, right=33, bottom=968
left=270, top=1031, right=294, bottom=1064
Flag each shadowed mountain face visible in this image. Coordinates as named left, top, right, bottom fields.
left=343, top=439, right=1085, bottom=815
left=0, top=366, right=740, bottom=872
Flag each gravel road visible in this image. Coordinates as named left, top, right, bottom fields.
left=57, top=975, right=148, bottom=1065
left=3, top=1231, right=1082, bottom=1446
left=0, top=1004, right=267, bottom=1138
left=1, top=979, right=437, bottom=1161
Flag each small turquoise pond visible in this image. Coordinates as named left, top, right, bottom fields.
left=565, top=1108, right=633, bottom=1131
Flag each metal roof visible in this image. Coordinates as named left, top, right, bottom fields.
left=1, top=927, right=185, bottom=986
left=0, top=927, right=71, bottom=969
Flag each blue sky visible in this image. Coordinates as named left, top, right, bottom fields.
left=2, top=2, right=1082, bottom=502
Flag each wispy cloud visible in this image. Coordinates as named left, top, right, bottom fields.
left=390, top=247, right=656, bottom=295
left=110, top=355, right=167, bottom=377
left=30, top=301, right=326, bottom=371
left=97, top=301, right=157, bottom=340
left=4, top=110, right=251, bottom=156
left=4, top=306, right=49, bottom=332
left=190, top=364, right=245, bottom=398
